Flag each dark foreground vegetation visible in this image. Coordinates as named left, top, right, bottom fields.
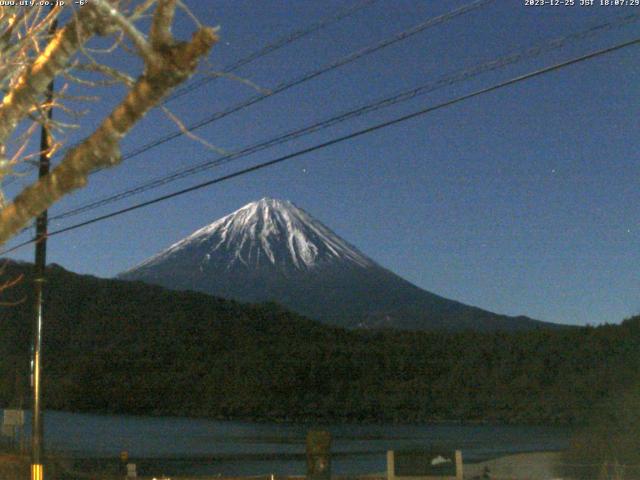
left=0, top=260, right=639, bottom=427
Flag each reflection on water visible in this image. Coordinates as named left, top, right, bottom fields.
left=24, top=410, right=571, bottom=476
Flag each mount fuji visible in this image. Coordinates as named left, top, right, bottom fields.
left=118, top=198, right=553, bottom=331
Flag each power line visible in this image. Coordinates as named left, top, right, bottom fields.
left=5, top=0, right=493, bottom=200
left=8, top=0, right=492, bottom=187
left=0, top=0, right=498, bottom=247
left=47, top=0, right=499, bottom=220
left=167, top=0, right=378, bottom=103
left=2, top=35, right=636, bottom=256
left=103, top=0, right=496, bottom=166
left=50, top=12, right=640, bottom=222
left=2, top=0, right=377, bottom=187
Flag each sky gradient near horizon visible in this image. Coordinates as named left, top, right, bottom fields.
left=2, top=0, right=639, bottom=327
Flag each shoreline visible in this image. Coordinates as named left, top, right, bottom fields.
left=3, top=451, right=573, bottom=480
left=463, top=451, right=563, bottom=479
left=4, top=406, right=577, bottom=429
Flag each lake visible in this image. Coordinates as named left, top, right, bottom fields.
left=18, top=410, right=571, bottom=476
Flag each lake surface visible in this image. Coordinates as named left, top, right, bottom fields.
left=18, top=410, right=571, bottom=476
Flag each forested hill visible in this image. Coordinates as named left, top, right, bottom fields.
left=0, top=260, right=638, bottom=425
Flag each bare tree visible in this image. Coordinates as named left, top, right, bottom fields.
left=0, top=0, right=217, bottom=246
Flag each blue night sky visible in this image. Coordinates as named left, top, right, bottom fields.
left=3, top=1, right=639, bottom=326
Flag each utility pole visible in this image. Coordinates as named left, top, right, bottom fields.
left=31, top=11, right=57, bottom=480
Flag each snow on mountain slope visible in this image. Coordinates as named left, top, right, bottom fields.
left=124, top=198, right=374, bottom=275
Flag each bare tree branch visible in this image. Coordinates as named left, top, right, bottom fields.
left=0, top=13, right=218, bottom=245
left=0, top=4, right=101, bottom=146
left=150, top=0, right=177, bottom=49
left=160, top=105, right=227, bottom=155
left=93, top=0, right=161, bottom=68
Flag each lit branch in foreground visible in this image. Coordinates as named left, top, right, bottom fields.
left=0, top=1, right=218, bottom=245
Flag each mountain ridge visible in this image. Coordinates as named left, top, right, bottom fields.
left=0, top=258, right=623, bottom=427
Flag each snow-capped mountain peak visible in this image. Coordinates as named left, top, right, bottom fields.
left=125, top=198, right=374, bottom=275
left=119, top=198, right=550, bottom=332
